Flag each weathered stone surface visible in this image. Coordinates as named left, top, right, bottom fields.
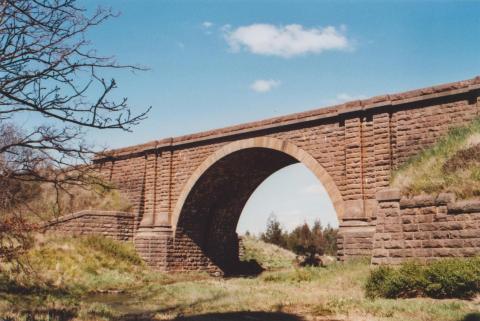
left=437, top=193, right=456, bottom=205
left=400, top=195, right=437, bottom=208
left=43, top=210, right=135, bottom=241
left=448, top=200, right=480, bottom=214
left=376, top=188, right=401, bottom=202
left=373, top=190, right=480, bottom=265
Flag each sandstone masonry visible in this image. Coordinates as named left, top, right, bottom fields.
left=43, top=210, right=135, bottom=241
left=373, top=189, right=480, bottom=265
left=79, top=76, right=480, bottom=274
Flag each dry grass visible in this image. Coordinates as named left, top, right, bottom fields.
left=0, top=235, right=479, bottom=321
left=241, top=236, right=296, bottom=270
left=1, top=234, right=148, bottom=293
left=392, top=117, right=480, bottom=198
left=10, top=180, right=132, bottom=223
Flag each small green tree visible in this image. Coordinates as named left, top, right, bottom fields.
left=322, top=224, right=338, bottom=256
left=259, top=215, right=339, bottom=257
left=287, top=222, right=313, bottom=254
left=311, top=220, right=326, bottom=255
left=260, top=213, right=287, bottom=248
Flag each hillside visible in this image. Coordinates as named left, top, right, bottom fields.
left=1, top=234, right=150, bottom=294
left=241, top=236, right=296, bottom=270
left=1, top=179, right=131, bottom=224
left=392, top=117, right=480, bottom=198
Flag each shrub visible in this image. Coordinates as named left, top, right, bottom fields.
left=365, top=258, right=480, bottom=299
left=424, top=258, right=480, bottom=299
left=393, top=262, right=428, bottom=297
left=365, top=265, right=398, bottom=298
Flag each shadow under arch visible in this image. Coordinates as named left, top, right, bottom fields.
left=169, top=137, right=344, bottom=275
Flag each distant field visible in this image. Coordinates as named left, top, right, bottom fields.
left=0, top=235, right=479, bottom=321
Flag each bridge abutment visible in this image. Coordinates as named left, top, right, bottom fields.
left=338, top=221, right=376, bottom=260
left=133, top=226, right=172, bottom=270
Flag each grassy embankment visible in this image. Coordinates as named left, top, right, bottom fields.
left=23, top=182, right=132, bottom=223
left=1, top=235, right=479, bottom=321
left=392, top=117, right=480, bottom=198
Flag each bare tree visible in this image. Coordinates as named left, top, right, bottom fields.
left=0, top=0, right=150, bottom=264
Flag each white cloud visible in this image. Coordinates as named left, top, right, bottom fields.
left=202, top=21, right=213, bottom=28
left=323, top=93, right=367, bottom=105
left=335, top=93, right=366, bottom=102
left=250, top=79, right=281, bottom=93
left=223, top=23, right=350, bottom=58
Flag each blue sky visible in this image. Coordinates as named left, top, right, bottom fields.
left=79, top=0, right=480, bottom=234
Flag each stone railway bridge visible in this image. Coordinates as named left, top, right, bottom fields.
left=92, top=77, right=480, bottom=274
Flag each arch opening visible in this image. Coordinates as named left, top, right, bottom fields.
left=237, top=163, right=339, bottom=236
left=170, top=138, right=344, bottom=275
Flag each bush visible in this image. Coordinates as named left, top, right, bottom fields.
left=424, top=257, right=480, bottom=299
left=394, top=262, right=428, bottom=297
left=365, top=258, right=480, bottom=299
left=365, top=262, right=426, bottom=298
left=365, top=265, right=395, bottom=298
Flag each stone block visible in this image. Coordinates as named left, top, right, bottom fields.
left=343, top=199, right=365, bottom=219
left=448, top=200, right=480, bottom=214
left=376, top=188, right=401, bottom=202
left=436, top=193, right=455, bottom=205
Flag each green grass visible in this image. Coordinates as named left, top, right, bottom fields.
left=1, top=235, right=479, bottom=321
left=2, top=234, right=150, bottom=295
left=392, top=117, right=480, bottom=198
left=241, top=236, right=296, bottom=270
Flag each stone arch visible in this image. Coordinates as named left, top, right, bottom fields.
left=172, top=137, right=344, bottom=228
left=169, top=137, right=344, bottom=274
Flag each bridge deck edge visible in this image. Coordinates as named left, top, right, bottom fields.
left=96, top=76, right=480, bottom=160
